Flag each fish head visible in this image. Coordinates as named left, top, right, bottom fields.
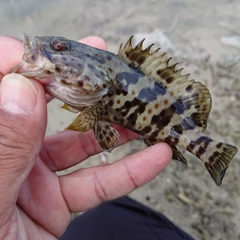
left=13, top=34, right=111, bottom=108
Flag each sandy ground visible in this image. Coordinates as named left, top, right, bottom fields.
left=1, top=0, right=240, bottom=239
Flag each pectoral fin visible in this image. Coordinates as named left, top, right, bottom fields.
left=66, top=104, right=101, bottom=132
left=65, top=103, right=119, bottom=152
left=61, top=103, right=79, bottom=113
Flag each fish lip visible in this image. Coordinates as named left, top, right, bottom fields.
left=22, top=34, right=53, bottom=63
left=12, top=34, right=56, bottom=79
left=21, top=33, right=40, bottom=64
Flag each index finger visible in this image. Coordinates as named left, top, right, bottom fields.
left=0, top=36, right=24, bottom=74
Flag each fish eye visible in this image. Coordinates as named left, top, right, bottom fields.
left=50, top=38, right=69, bottom=51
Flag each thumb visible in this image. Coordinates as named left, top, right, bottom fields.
left=0, top=73, right=47, bottom=212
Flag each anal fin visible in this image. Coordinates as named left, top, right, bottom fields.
left=144, top=138, right=154, bottom=147
left=144, top=139, right=187, bottom=166
left=172, top=146, right=188, bottom=166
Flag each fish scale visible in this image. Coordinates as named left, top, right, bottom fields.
left=12, top=33, right=238, bottom=186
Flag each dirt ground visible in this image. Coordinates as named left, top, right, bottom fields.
left=1, top=0, right=240, bottom=239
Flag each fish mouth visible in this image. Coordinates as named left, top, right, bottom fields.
left=12, top=34, right=57, bottom=82
left=22, top=33, right=41, bottom=64
left=12, top=34, right=43, bottom=75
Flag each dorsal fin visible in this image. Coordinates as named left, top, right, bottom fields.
left=118, top=37, right=212, bottom=131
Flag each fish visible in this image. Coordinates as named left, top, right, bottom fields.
left=12, top=33, right=238, bottom=186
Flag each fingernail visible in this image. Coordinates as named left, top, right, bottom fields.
left=0, top=73, right=37, bottom=115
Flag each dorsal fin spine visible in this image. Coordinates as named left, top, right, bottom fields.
left=117, top=36, right=212, bottom=131
left=165, top=57, right=172, bottom=65
left=136, top=38, right=145, bottom=49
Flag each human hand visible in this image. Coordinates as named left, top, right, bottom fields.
left=0, top=35, right=172, bottom=239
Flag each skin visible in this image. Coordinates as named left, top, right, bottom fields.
left=0, top=35, right=172, bottom=239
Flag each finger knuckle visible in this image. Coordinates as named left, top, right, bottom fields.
left=93, top=170, right=108, bottom=203
left=124, top=161, right=138, bottom=190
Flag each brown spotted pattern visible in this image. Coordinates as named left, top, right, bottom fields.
left=14, top=34, right=238, bottom=186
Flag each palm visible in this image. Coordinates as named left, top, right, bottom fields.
left=0, top=36, right=172, bottom=239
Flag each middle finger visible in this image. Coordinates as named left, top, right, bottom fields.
left=40, top=125, right=139, bottom=171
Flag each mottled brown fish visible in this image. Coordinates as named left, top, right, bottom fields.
left=13, top=34, right=238, bottom=186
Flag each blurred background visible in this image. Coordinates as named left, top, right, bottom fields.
left=1, top=0, right=240, bottom=239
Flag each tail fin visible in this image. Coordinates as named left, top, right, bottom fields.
left=187, top=137, right=238, bottom=186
